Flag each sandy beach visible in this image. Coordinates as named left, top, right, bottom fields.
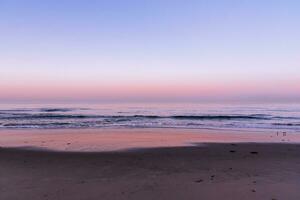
left=2, top=0, right=300, bottom=199
left=0, top=128, right=297, bottom=152
left=1, top=129, right=300, bottom=200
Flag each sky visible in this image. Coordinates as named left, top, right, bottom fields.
left=0, top=0, right=299, bottom=103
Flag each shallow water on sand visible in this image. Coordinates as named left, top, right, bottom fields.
left=0, top=128, right=298, bottom=152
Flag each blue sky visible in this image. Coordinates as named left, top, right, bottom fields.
left=0, top=0, right=299, bottom=103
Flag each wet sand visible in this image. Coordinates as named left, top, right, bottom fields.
left=1, top=129, right=300, bottom=200
left=0, top=128, right=297, bottom=152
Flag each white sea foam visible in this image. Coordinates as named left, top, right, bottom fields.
left=0, top=104, right=299, bottom=131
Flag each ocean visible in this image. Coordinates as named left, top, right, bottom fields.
left=0, top=103, right=300, bottom=132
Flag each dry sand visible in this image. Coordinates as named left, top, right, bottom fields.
left=1, top=140, right=300, bottom=200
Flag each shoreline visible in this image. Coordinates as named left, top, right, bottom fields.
left=0, top=128, right=297, bottom=152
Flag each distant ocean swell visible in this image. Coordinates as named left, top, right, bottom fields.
left=0, top=114, right=274, bottom=120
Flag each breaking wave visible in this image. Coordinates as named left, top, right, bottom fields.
left=0, top=107, right=299, bottom=130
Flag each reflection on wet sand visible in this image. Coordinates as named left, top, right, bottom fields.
left=0, top=128, right=298, bottom=152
